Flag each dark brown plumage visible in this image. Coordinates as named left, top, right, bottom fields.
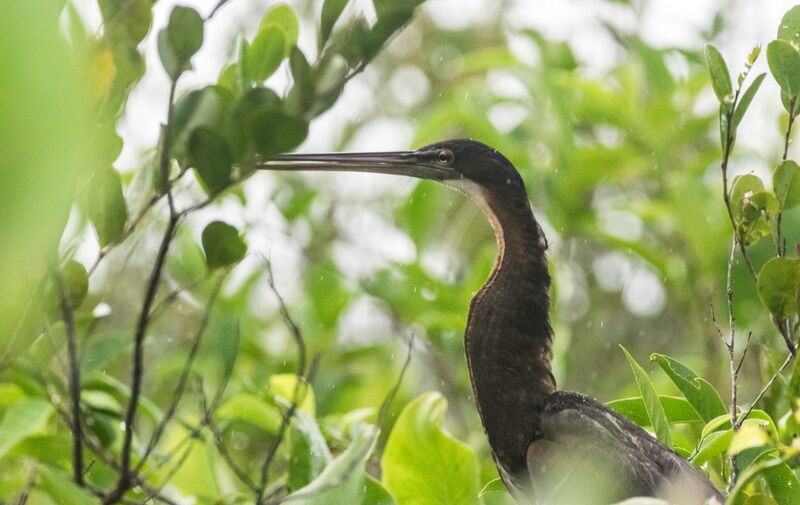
left=259, top=139, right=724, bottom=505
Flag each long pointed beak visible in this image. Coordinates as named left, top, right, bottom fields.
left=257, top=150, right=460, bottom=181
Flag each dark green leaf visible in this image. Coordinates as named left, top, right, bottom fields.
left=777, top=6, right=800, bottom=46
left=382, top=392, right=480, bottom=505
left=620, top=346, right=671, bottom=447
left=88, top=167, right=128, bottom=246
left=61, top=260, right=89, bottom=309
left=166, top=6, right=204, bottom=63
left=253, top=110, right=309, bottom=157
left=248, top=26, right=286, bottom=83
left=732, top=72, right=766, bottom=129
left=201, top=221, right=247, bottom=269
left=704, top=44, right=733, bottom=105
left=285, top=424, right=379, bottom=504
left=767, top=39, right=800, bottom=97
left=171, top=86, right=234, bottom=163
left=320, top=0, right=348, bottom=50
left=188, top=127, right=232, bottom=195
left=288, top=46, right=314, bottom=115
left=606, top=395, right=702, bottom=427
left=288, top=409, right=332, bottom=491
left=650, top=353, right=727, bottom=422
left=730, top=174, right=766, bottom=221
left=781, top=88, right=800, bottom=114
left=757, top=257, right=800, bottom=318
left=775, top=159, right=800, bottom=209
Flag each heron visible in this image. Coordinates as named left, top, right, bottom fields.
left=259, top=139, right=723, bottom=505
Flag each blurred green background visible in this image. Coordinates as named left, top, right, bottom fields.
left=3, top=0, right=800, bottom=503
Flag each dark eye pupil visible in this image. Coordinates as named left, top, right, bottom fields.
left=439, top=151, right=449, bottom=162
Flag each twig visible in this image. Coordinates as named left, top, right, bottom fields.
left=738, top=352, right=794, bottom=425
left=15, top=464, right=37, bottom=505
left=56, top=272, right=85, bottom=485
left=776, top=97, right=796, bottom=257
left=377, top=334, right=415, bottom=429
left=206, top=0, right=232, bottom=21
left=718, top=87, right=757, bottom=280
left=724, top=236, right=739, bottom=488
left=105, top=74, right=183, bottom=505
left=136, top=272, right=227, bottom=472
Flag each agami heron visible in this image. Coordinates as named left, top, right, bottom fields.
left=260, top=139, right=723, bottom=504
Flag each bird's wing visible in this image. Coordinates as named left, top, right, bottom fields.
left=519, top=391, right=723, bottom=505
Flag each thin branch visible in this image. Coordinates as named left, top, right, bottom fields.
left=738, top=352, right=794, bottom=425
left=735, top=332, right=753, bottom=376
left=206, top=0, right=232, bottom=21
left=15, top=464, right=37, bottom=505
left=136, top=272, right=227, bottom=472
left=724, top=235, right=739, bottom=488
left=777, top=96, right=797, bottom=257
left=377, top=334, right=414, bottom=429
left=56, top=272, right=85, bottom=485
left=105, top=213, right=179, bottom=504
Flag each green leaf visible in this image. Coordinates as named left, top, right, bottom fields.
left=248, top=26, right=286, bottom=83
left=284, top=424, right=379, bottom=505
left=728, top=420, right=772, bottom=456
left=38, top=465, right=99, bottom=505
left=743, top=496, right=779, bottom=505
left=692, top=429, right=732, bottom=466
left=260, top=3, right=299, bottom=52
left=287, top=46, right=314, bottom=115
left=188, top=127, right=232, bottom=195
left=158, top=6, right=204, bottom=79
left=730, top=174, right=766, bottom=221
left=363, top=475, right=396, bottom=505
left=704, top=44, right=733, bottom=105
left=649, top=353, right=727, bottom=422
left=606, top=395, right=701, bottom=426
left=288, top=409, right=332, bottom=491
left=61, top=260, right=89, bottom=309
left=732, top=72, right=766, bottom=129
left=775, top=159, right=800, bottom=209
left=730, top=450, right=800, bottom=505
left=0, top=398, right=53, bottom=459
left=778, top=6, right=800, bottom=46
left=767, top=39, right=800, bottom=97
left=87, top=167, right=128, bottom=246
left=382, top=392, right=480, bottom=505
left=269, top=374, right=316, bottom=416
left=253, top=110, right=309, bottom=157
left=166, top=6, right=204, bottom=63
left=201, top=221, right=247, bottom=269
left=171, top=86, right=234, bottom=163
left=757, top=257, right=800, bottom=318
left=217, top=392, right=282, bottom=433
left=620, top=346, right=671, bottom=447
left=307, top=260, right=349, bottom=328
left=781, top=88, right=800, bottom=114
left=320, top=0, right=348, bottom=50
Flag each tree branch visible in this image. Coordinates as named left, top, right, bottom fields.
left=56, top=272, right=85, bottom=485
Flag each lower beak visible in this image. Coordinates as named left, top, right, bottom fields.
left=257, top=151, right=459, bottom=181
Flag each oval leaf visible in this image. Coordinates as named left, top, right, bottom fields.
left=253, top=110, right=309, bottom=157
left=260, top=3, right=299, bottom=52
left=88, top=167, right=128, bottom=246
left=733, top=72, right=766, bottom=129
left=320, top=0, right=348, bottom=50
left=757, top=257, right=800, bottom=318
left=775, top=159, right=800, bottom=210
left=606, top=395, right=702, bottom=427
left=704, top=44, right=733, bottom=105
left=778, top=6, right=800, bottom=47
left=767, top=39, right=800, bottom=97
left=382, top=392, right=480, bottom=505
left=201, top=221, right=247, bottom=269
left=248, top=25, right=286, bottom=83
left=188, top=127, right=232, bottom=195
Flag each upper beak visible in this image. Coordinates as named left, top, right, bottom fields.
left=257, top=150, right=460, bottom=181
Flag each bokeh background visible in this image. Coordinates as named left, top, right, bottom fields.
left=4, top=0, right=800, bottom=502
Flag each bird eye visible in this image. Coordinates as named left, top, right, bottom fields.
left=437, top=149, right=454, bottom=166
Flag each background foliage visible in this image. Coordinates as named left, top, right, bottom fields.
left=2, top=0, right=800, bottom=504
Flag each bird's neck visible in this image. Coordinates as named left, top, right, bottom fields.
left=453, top=179, right=556, bottom=478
